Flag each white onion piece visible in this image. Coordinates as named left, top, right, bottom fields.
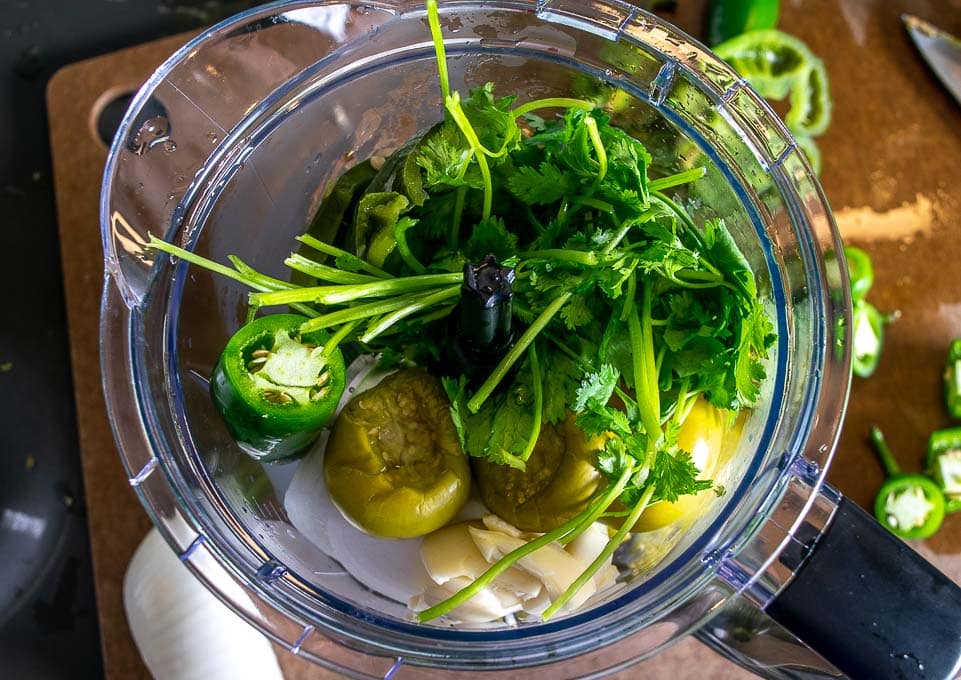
left=285, top=435, right=427, bottom=604
left=123, top=528, right=283, bottom=680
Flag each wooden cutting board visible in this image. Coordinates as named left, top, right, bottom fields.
left=47, top=1, right=961, bottom=678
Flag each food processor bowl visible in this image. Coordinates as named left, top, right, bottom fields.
left=99, top=2, right=961, bottom=678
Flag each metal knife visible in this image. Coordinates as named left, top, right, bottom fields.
left=903, top=14, right=961, bottom=107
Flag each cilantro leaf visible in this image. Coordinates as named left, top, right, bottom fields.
left=560, top=295, right=593, bottom=330
left=463, top=216, right=518, bottom=262
left=541, top=347, right=580, bottom=423
left=507, top=162, right=576, bottom=205
left=415, top=121, right=483, bottom=190
left=460, top=83, right=520, bottom=156
left=573, top=365, right=619, bottom=412
left=650, top=448, right=713, bottom=503
left=442, top=375, right=469, bottom=450
left=703, top=218, right=757, bottom=297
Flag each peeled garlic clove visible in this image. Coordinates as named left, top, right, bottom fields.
left=420, top=522, right=491, bottom=585
left=481, top=513, right=525, bottom=537
left=489, top=566, right=542, bottom=602
left=593, top=563, right=619, bottom=592
left=468, top=525, right=525, bottom=562
left=412, top=576, right=523, bottom=623
left=469, top=527, right=595, bottom=609
left=565, top=521, right=610, bottom=565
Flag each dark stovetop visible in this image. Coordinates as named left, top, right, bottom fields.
left=0, top=2, right=265, bottom=676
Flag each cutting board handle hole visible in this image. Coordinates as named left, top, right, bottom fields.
left=94, top=91, right=136, bottom=148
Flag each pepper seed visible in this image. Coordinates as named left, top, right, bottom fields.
left=247, top=356, right=268, bottom=372
left=263, top=390, right=294, bottom=404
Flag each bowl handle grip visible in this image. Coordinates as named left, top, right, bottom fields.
left=765, top=496, right=961, bottom=680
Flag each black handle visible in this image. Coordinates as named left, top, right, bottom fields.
left=766, top=497, right=961, bottom=680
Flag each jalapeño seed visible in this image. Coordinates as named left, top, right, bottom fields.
left=247, top=356, right=268, bottom=372
left=263, top=390, right=294, bottom=404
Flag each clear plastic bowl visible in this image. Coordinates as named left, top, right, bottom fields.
left=100, top=2, right=848, bottom=677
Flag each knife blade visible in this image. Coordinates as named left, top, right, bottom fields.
left=903, top=14, right=961, bottom=107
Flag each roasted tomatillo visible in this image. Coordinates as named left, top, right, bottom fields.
left=211, top=314, right=346, bottom=462
left=472, top=415, right=605, bottom=533
left=323, top=369, right=471, bottom=538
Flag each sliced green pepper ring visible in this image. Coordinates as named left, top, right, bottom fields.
left=851, top=299, right=884, bottom=378
left=843, top=245, right=874, bottom=302
left=874, top=475, right=946, bottom=540
left=927, top=427, right=961, bottom=514
left=706, top=0, right=780, bottom=47
left=943, top=339, right=961, bottom=419
left=211, top=313, right=346, bottom=462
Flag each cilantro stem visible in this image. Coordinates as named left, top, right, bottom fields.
left=627, top=280, right=661, bottom=446
left=148, top=236, right=253, bottom=288
left=284, top=254, right=380, bottom=284
left=583, top=115, right=608, bottom=184
left=394, top=217, right=428, bottom=274
left=250, top=272, right=462, bottom=307
left=602, top=219, right=635, bottom=256
left=227, top=256, right=294, bottom=291
left=359, top=285, right=461, bottom=342
left=467, top=292, right=572, bottom=413
left=511, top=97, right=595, bottom=118
left=450, top=186, right=466, bottom=248
left=572, top=196, right=615, bottom=214
left=321, top=319, right=359, bottom=359
left=445, top=92, right=493, bottom=220
left=542, top=331, right=589, bottom=369
left=518, top=345, right=543, bottom=463
left=542, top=485, right=655, bottom=620
left=298, top=290, right=439, bottom=333
left=520, top=249, right=599, bottom=267
left=417, top=462, right=633, bottom=622
left=648, top=167, right=706, bottom=192
left=147, top=236, right=318, bottom=317
left=296, top=234, right=392, bottom=278
left=619, top=272, right=637, bottom=322
left=426, top=0, right=450, bottom=102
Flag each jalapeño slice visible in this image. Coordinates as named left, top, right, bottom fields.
left=211, top=313, right=346, bottom=461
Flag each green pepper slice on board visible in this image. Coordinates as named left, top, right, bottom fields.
left=843, top=245, right=874, bottom=303
left=211, top=314, right=346, bottom=462
left=706, top=0, right=780, bottom=47
left=851, top=300, right=885, bottom=378
left=943, top=339, right=961, bottom=419
left=927, top=427, right=961, bottom=514
left=870, top=426, right=946, bottom=539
